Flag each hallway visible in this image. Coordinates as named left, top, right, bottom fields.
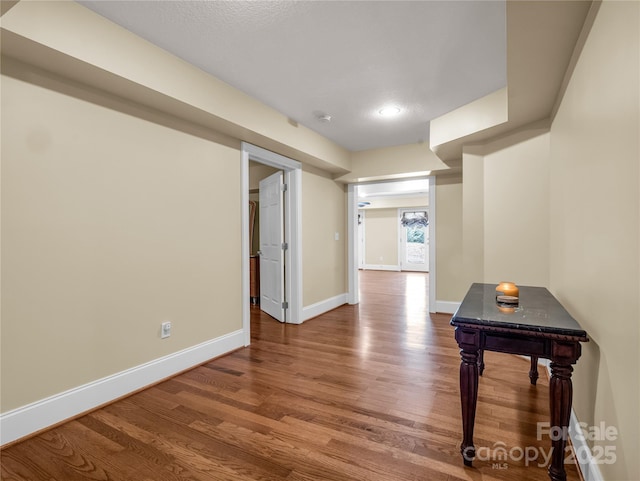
left=1, top=271, right=580, bottom=481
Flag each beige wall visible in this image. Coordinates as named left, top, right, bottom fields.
left=0, top=61, right=353, bottom=416
left=460, top=128, right=551, bottom=290
left=430, top=87, right=508, bottom=155
left=1, top=69, right=242, bottom=411
left=302, top=166, right=347, bottom=306
left=3, top=4, right=638, bottom=476
left=482, top=130, right=551, bottom=286
left=462, top=150, right=485, bottom=288
left=363, top=208, right=398, bottom=268
left=1, top=2, right=354, bottom=421
left=549, top=1, right=639, bottom=479
left=336, top=142, right=449, bottom=183
left=438, top=3, right=639, bottom=479
left=435, top=176, right=465, bottom=302
left=248, top=162, right=279, bottom=191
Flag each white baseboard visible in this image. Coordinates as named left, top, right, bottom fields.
left=361, top=264, right=401, bottom=271
left=0, top=329, right=244, bottom=446
left=435, top=300, right=461, bottom=314
left=302, top=293, right=348, bottom=322
left=569, top=410, right=605, bottom=481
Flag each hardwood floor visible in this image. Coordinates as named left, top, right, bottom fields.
left=1, top=271, right=581, bottom=481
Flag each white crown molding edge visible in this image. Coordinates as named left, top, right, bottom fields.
left=0, top=329, right=244, bottom=446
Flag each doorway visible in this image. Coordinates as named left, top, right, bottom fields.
left=348, top=177, right=436, bottom=312
left=241, top=143, right=302, bottom=346
left=399, top=208, right=429, bottom=272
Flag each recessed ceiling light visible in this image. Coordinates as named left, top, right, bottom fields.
left=378, top=106, right=402, bottom=117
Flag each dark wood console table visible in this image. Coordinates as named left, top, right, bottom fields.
left=450, top=283, right=588, bottom=481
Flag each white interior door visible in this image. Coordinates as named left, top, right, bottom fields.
left=259, top=171, right=285, bottom=322
left=399, top=208, right=429, bottom=272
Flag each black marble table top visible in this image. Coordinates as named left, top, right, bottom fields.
left=450, top=283, right=588, bottom=339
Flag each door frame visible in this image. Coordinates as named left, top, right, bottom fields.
left=347, top=184, right=359, bottom=305
left=347, top=176, right=437, bottom=312
left=357, top=209, right=365, bottom=269
left=428, top=176, right=436, bottom=312
left=241, top=143, right=302, bottom=346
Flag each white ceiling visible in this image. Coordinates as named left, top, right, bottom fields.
left=78, top=0, right=507, bottom=152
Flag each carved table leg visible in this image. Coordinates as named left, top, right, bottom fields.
left=529, top=356, right=539, bottom=385
left=460, top=347, right=479, bottom=466
left=548, top=361, right=573, bottom=481
left=478, top=349, right=485, bottom=376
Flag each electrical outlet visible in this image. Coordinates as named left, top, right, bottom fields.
left=161, top=321, right=172, bottom=339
